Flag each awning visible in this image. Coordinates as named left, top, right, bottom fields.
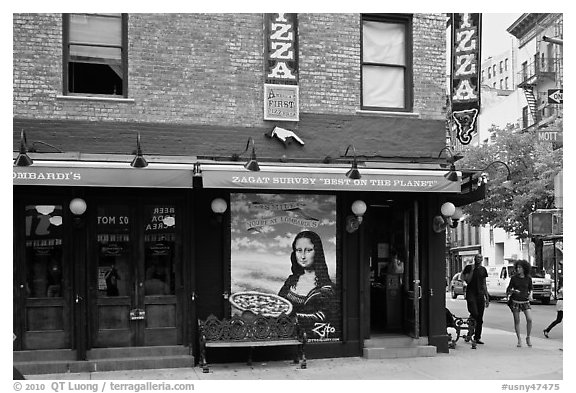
left=200, top=164, right=461, bottom=193
left=13, top=161, right=194, bottom=188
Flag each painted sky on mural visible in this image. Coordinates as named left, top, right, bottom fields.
left=230, top=193, right=337, bottom=297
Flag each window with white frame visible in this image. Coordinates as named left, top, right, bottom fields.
left=361, top=14, right=412, bottom=111
left=63, top=13, right=127, bottom=96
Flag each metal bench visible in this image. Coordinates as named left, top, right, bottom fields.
left=198, top=313, right=307, bottom=373
left=446, top=308, right=477, bottom=349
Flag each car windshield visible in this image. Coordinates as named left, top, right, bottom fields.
left=530, top=267, right=546, bottom=278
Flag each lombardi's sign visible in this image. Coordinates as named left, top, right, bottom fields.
left=450, top=13, right=482, bottom=145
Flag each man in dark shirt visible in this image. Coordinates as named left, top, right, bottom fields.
left=461, top=253, right=489, bottom=345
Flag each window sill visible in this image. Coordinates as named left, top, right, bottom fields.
left=56, top=95, right=135, bottom=103
left=356, top=109, right=421, bottom=119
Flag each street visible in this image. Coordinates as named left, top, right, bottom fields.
left=446, top=293, right=563, bottom=343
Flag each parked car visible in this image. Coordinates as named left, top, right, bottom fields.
left=450, top=272, right=467, bottom=299
left=486, top=263, right=552, bottom=304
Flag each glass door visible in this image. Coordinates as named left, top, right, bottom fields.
left=141, top=204, right=180, bottom=346
left=17, top=204, right=72, bottom=350
left=404, top=200, right=421, bottom=338
left=92, top=204, right=135, bottom=347
left=90, top=202, right=181, bottom=348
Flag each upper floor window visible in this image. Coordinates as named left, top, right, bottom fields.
left=499, top=61, right=503, bottom=73
left=504, top=58, right=508, bottom=71
left=492, top=65, right=496, bottom=75
left=481, top=70, right=485, bottom=82
left=361, top=14, right=412, bottom=112
left=63, top=13, right=127, bottom=97
left=487, top=68, right=491, bottom=79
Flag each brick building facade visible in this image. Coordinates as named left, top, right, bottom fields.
left=13, top=13, right=479, bottom=372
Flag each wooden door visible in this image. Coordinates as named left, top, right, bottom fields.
left=141, top=203, right=181, bottom=346
left=404, top=200, right=421, bottom=338
left=90, top=201, right=181, bottom=348
left=16, top=203, right=72, bottom=350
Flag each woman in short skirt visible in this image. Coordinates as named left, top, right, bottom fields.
left=506, top=260, right=533, bottom=347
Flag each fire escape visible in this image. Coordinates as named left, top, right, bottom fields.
left=518, top=19, right=563, bottom=131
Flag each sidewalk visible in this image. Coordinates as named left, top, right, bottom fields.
left=24, top=327, right=563, bottom=380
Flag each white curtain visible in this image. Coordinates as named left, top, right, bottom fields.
left=363, top=66, right=404, bottom=108
left=363, top=21, right=405, bottom=65
left=362, top=20, right=406, bottom=108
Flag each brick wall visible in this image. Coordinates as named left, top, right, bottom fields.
left=13, top=13, right=447, bottom=127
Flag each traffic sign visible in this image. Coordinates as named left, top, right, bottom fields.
left=537, top=130, right=563, bottom=143
left=548, top=89, right=563, bottom=104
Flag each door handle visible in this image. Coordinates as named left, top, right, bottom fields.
left=223, top=291, right=229, bottom=300
left=191, top=291, right=197, bottom=301
left=75, top=294, right=83, bottom=303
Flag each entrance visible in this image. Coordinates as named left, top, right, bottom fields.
left=13, top=202, right=72, bottom=350
left=90, top=201, right=183, bottom=347
left=368, top=200, right=419, bottom=336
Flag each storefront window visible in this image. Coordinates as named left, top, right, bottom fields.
left=96, top=205, right=131, bottom=297
left=230, top=193, right=340, bottom=342
left=25, top=205, right=63, bottom=298
left=143, top=205, right=176, bottom=296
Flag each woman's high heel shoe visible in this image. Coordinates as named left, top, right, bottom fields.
left=526, top=337, right=532, bottom=347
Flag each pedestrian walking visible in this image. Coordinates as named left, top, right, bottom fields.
left=544, top=286, right=563, bottom=338
left=461, top=253, right=489, bottom=346
left=506, top=259, right=533, bottom=347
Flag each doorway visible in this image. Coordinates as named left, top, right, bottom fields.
left=368, top=200, right=418, bottom=336
left=89, top=200, right=183, bottom=348
left=13, top=202, right=72, bottom=350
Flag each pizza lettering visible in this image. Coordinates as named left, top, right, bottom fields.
left=230, top=291, right=293, bottom=317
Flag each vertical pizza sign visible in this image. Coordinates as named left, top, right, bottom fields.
left=264, top=13, right=299, bottom=121
left=450, top=13, right=482, bottom=145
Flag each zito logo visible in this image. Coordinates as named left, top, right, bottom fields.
left=312, top=323, right=335, bottom=339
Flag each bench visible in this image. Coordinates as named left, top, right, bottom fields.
left=198, top=313, right=307, bottom=373
left=446, top=308, right=477, bottom=349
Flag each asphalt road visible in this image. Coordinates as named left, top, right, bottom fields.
left=446, top=292, right=563, bottom=343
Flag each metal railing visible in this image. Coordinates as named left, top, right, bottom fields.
left=517, top=57, right=561, bottom=87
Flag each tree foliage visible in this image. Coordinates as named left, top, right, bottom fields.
left=457, top=122, right=562, bottom=239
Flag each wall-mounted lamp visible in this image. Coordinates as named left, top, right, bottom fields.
left=35, top=205, right=56, bottom=215
left=130, top=132, right=148, bottom=168
left=14, top=130, right=33, bottom=167
left=346, top=200, right=367, bottom=233
left=438, top=146, right=463, bottom=182
left=476, top=160, right=514, bottom=190
left=351, top=200, right=367, bottom=223
left=211, top=198, right=228, bottom=222
left=69, top=198, right=87, bottom=216
left=433, top=201, right=463, bottom=233
left=344, top=144, right=361, bottom=179
left=232, top=137, right=260, bottom=171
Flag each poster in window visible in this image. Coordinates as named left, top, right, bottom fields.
left=231, top=193, right=340, bottom=342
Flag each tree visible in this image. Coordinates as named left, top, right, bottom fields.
left=457, top=122, right=562, bottom=239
